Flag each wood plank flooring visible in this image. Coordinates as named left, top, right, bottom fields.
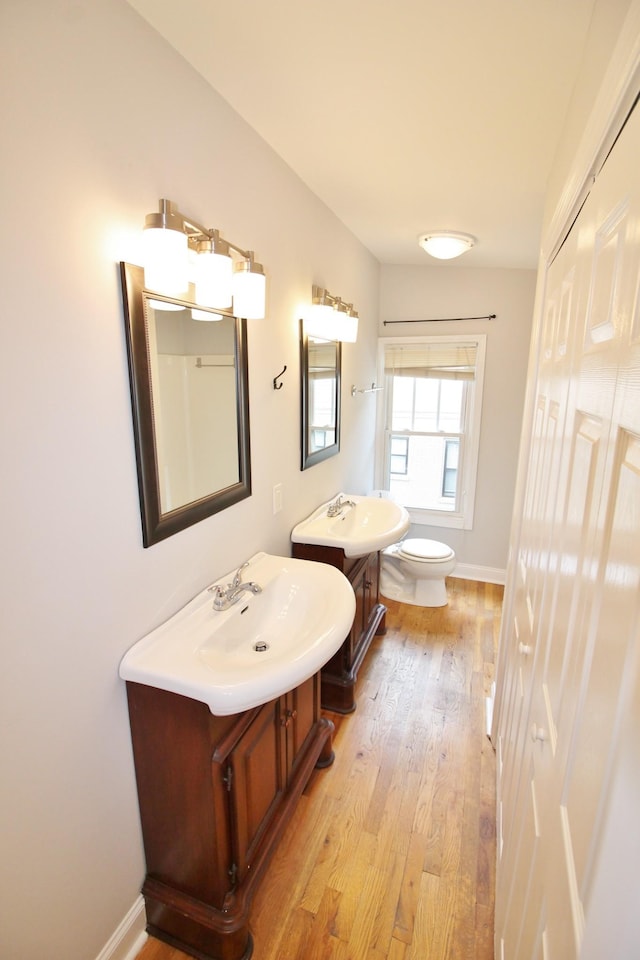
left=136, top=577, right=502, bottom=960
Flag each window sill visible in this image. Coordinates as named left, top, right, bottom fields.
left=406, top=507, right=467, bottom=530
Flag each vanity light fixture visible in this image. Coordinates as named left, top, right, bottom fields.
left=305, top=285, right=359, bottom=342
left=418, top=231, right=476, bottom=260
left=143, top=198, right=266, bottom=318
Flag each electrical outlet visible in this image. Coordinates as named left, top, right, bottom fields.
left=273, top=483, right=283, bottom=515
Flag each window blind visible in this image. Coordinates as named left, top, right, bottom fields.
left=308, top=341, right=338, bottom=378
left=383, top=341, right=478, bottom=380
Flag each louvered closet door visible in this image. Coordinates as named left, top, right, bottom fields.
left=497, top=99, right=640, bottom=960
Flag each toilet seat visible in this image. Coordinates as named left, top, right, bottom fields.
left=396, top=538, right=455, bottom=563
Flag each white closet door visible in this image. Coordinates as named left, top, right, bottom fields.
left=496, top=99, right=640, bottom=959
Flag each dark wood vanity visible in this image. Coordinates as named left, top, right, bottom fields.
left=291, top=544, right=386, bottom=713
left=125, top=672, right=333, bottom=960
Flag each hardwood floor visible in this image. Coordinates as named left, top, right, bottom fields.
left=136, top=577, right=502, bottom=960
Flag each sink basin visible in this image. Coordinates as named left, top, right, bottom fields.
left=119, top=552, right=355, bottom=715
left=291, top=493, right=410, bottom=557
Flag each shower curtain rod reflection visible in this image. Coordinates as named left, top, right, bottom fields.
left=384, top=314, right=496, bottom=325
left=195, top=357, right=234, bottom=368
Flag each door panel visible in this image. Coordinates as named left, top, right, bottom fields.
left=564, top=430, right=640, bottom=900
left=496, top=98, right=640, bottom=958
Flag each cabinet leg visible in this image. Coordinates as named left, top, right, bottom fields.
left=315, top=719, right=335, bottom=767
left=144, top=881, right=254, bottom=960
left=316, top=747, right=335, bottom=768
left=375, top=606, right=387, bottom=635
left=147, top=927, right=253, bottom=960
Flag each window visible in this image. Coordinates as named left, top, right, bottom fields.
left=376, top=335, right=486, bottom=529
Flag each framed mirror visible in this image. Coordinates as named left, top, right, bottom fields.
left=120, top=262, right=251, bottom=546
left=300, top=319, right=342, bottom=470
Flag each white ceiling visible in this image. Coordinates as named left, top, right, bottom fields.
left=127, top=0, right=596, bottom=269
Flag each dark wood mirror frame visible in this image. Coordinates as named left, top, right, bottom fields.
left=120, top=262, right=251, bottom=547
left=300, top=318, right=342, bottom=470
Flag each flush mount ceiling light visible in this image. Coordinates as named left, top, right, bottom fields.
left=418, top=232, right=476, bottom=260
left=305, top=285, right=359, bottom=342
left=142, top=198, right=266, bottom=318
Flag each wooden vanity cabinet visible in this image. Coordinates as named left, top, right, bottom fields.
left=125, top=672, right=333, bottom=960
left=291, top=544, right=386, bottom=713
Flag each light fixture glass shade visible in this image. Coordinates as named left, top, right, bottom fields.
left=305, top=288, right=359, bottom=342
left=336, top=303, right=358, bottom=343
left=191, top=308, right=223, bottom=321
left=418, top=232, right=476, bottom=260
left=195, top=239, right=233, bottom=309
left=232, top=258, right=266, bottom=319
left=147, top=298, right=183, bottom=312
left=305, top=302, right=340, bottom=340
left=341, top=309, right=359, bottom=343
left=306, top=306, right=359, bottom=342
left=143, top=226, right=189, bottom=295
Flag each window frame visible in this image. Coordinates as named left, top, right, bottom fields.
left=375, top=334, right=486, bottom=530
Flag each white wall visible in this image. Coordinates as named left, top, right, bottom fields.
left=379, top=265, right=536, bottom=574
left=0, top=3, right=380, bottom=958
left=542, top=0, right=633, bottom=239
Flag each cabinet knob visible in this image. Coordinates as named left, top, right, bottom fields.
left=280, top=709, right=297, bottom=728
left=364, top=580, right=372, bottom=589
left=519, top=642, right=532, bottom=655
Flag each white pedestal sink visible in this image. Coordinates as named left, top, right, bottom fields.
left=119, top=552, right=355, bottom=715
left=291, top=492, right=410, bottom=557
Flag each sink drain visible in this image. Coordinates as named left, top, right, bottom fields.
left=253, top=641, right=269, bottom=653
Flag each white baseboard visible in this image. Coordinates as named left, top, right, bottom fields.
left=450, top=563, right=506, bottom=585
left=485, top=695, right=494, bottom=738
left=94, top=896, right=147, bottom=960
left=485, top=680, right=496, bottom=740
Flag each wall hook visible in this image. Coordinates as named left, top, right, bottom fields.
left=273, top=365, right=287, bottom=390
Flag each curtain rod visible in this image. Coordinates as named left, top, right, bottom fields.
left=383, top=314, right=496, bottom=325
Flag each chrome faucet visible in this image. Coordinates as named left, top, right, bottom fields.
left=209, top=561, right=262, bottom=611
left=326, top=495, right=356, bottom=517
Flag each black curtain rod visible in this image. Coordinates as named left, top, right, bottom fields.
left=384, top=314, right=496, bottom=325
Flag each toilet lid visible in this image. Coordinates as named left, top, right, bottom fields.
left=397, top=538, right=454, bottom=561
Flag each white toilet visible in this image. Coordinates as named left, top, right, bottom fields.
left=380, top=538, right=456, bottom=607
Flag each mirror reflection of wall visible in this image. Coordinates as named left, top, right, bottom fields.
left=148, top=304, right=239, bottom=512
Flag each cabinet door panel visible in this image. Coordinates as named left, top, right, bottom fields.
left=229, top=700, right=285, bottom=881
left=286, top=675, right=317, bottom=775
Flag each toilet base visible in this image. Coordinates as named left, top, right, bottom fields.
left=380, top=572, right=449, bottom=607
